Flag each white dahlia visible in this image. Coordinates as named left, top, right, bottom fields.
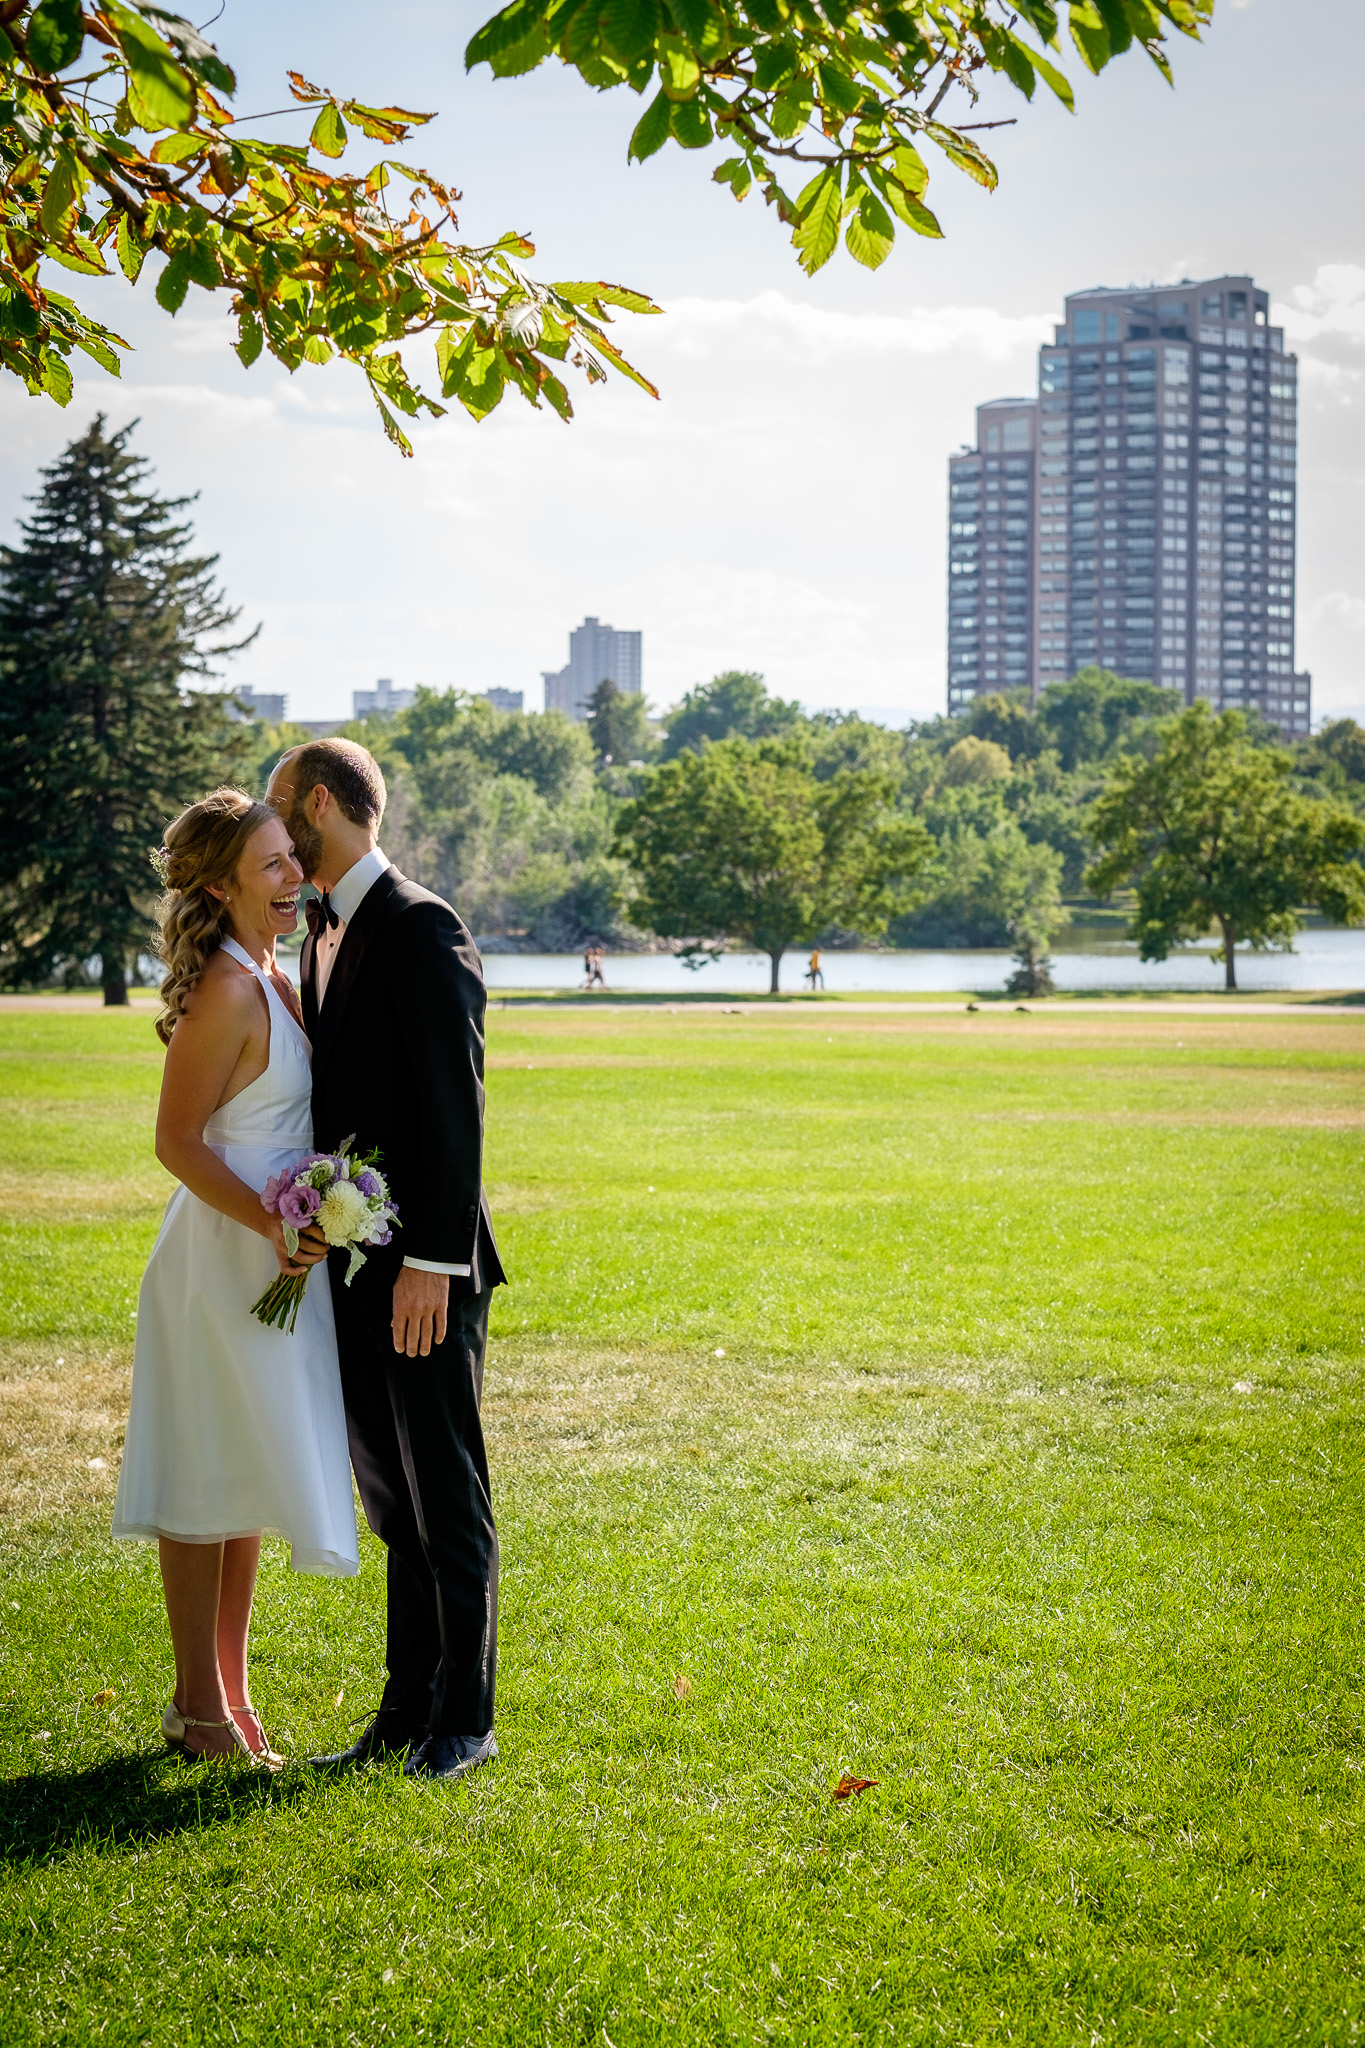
left=317, top=1179, right=368, bottom=1246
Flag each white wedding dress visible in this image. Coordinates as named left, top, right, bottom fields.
left=112, top=937, right=359, bottom=1577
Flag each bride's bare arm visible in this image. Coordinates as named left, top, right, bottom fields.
left=156, top=961, right=326, bottom=1275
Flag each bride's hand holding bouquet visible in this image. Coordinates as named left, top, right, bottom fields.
left=252, top=1137, right=399, bottom=1334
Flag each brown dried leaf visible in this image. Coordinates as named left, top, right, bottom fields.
left=334, top=1686, right=345, bottom=1708
left=90, top=1688, right=114, bottom=1707
left=831, top=1774, right=878, bottom=1800
left=673, top=1675, right=692, bottom=1699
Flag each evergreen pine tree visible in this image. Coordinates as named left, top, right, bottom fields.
left=0, top=418, right=251, bottom=1003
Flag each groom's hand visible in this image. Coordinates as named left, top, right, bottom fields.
left=392, top=1265, right=449, bottom=1358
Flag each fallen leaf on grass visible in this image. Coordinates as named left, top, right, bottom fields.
left=334, top=1686, right=345, bottom=1708
left=832, top=1774, right=878, bottom=1800
left=673, top=1675, right=692, bottom=1699
left=91, top=1688, right=115, bottom=1708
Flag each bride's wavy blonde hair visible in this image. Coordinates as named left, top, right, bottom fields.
left=153, top=788, right=276, bottom=1046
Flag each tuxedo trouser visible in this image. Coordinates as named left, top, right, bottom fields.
left=331, top=1277, right=498, bottom=1736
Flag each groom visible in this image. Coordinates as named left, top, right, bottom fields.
left=266, top=737, right=505, bottom=1782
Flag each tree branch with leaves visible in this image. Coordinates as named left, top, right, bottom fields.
left=467, top=0, right=1213, bottom=275
left=0, top=1, right=659, bottom=449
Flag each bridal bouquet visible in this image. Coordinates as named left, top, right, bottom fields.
left=251, top=1137, right=399, bottom=1334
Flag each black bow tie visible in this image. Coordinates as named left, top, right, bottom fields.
left=305, top=891, right=339, bottom=937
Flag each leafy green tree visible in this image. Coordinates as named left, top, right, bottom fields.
left=661, top=671, right=804, bottom=757
left=961, top=690, right=1044, bottom=762
left=469, top=0, right=1212, bottom=275
left=891, top=814, right=1061, bottom=952
left=394, top=689, right=593, bottom=804
left=0, top=3, right=656, bottom=446
left=807, top=711, right=907, bottom=784
left=1002, top=841, right=1066, bottom=997
left=940, top=734, right=1012, bottom=786
left=587, top=678, right=653, bottom=764
left=614, top=736, right=930, bottom=991
left=352, top=689, right=631, bottom=946
left=1036, top=668, right=1179, bottom=772
left=1086, top=703, right=1365, bottom=992
left=1297, top=718, right=1365, bottom=802
left=0, top=417, right=248, bottom=1001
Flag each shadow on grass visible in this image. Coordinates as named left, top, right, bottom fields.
left=1, top=1748, right=314, bottom=1868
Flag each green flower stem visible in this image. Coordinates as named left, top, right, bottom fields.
left=250, top=1271, right=310, bottom=1335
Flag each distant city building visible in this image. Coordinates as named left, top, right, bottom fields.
left=947, top=272, right=1307, bottom=738
left=482, top=688, right=524, bottom=714
left=542, top=616, right=643, bottom=721
left=352, top=676, right=417, bottom=719
left=230, top=689, right=287, bottom=723
left=947, top=398, right=1038, bottom=702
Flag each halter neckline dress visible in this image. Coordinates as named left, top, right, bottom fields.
left=112, top=936, right=358, bottom=1576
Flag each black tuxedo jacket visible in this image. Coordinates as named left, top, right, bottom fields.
left=301, top=866, right=505, bottom=1303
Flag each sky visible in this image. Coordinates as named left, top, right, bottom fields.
left=1, top=0, right=1363, bottom=726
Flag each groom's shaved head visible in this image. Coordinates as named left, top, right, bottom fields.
left=279, top=738, right=386, bottom=829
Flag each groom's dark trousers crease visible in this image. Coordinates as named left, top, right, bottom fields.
left=333, top=1280, right=498, bottom=1738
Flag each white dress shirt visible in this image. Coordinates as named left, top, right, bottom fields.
left=316, top=846, right=470, bottom=1280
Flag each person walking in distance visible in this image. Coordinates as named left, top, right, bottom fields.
left=806, top=947, right=824, bottom=991
left=587, top=945, right=607, bottom=991
left=267, top=738, right=504, bottom=1783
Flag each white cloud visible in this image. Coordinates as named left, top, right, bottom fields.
left=660, top=290, right=1054, bottom=364
left=1305, top=591, right=1365, bottom=635
left=1275, top=266, right=1365, bottom=387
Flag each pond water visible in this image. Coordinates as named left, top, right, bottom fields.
left=479, top=927, right=1365, bottom=996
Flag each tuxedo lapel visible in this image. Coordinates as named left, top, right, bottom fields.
left=310, top=866, right=402, bottom=1083
left=300, top=922, right=319, bottom=1038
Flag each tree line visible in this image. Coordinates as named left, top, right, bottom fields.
left=2, top=423, right=1362, bottom=1001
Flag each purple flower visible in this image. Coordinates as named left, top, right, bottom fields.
left=369, top=1228, right=393, bottom=1246
left=260, top=1168, right=296, bottom=1214
left=279, top=1182, right=323, bottom=1228
left=354, top=1169, right=381, bottom=1198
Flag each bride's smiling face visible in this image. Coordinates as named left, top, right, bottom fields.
left=218, top=817, right=305, bottom=942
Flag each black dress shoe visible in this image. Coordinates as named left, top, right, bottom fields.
left=403, top=1730, right=498, bottom=1781
left=308, top=1709, right=422, bottom=1770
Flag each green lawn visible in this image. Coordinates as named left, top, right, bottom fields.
left=2, top=1004, right=1362, bottom=2045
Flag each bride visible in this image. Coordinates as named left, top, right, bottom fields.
left=112, top=787, right=358, bottom=1765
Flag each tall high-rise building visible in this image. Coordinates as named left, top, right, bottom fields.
left=542, top=616, right=643, bottom=721
left=947, top=398, right=1038, bottom=702
left=947, top=273, right=1308, bottom=737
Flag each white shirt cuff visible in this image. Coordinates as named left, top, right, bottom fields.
left=402, top=1256, right=472, bottom=1276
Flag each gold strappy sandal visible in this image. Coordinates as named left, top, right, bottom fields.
left=161, top=1700, right=259, bottom=1765
left=230, top=1702, right=285, bottom=1771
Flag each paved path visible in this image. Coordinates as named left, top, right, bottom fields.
left=486, top=996, right=1363, bottom=1018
